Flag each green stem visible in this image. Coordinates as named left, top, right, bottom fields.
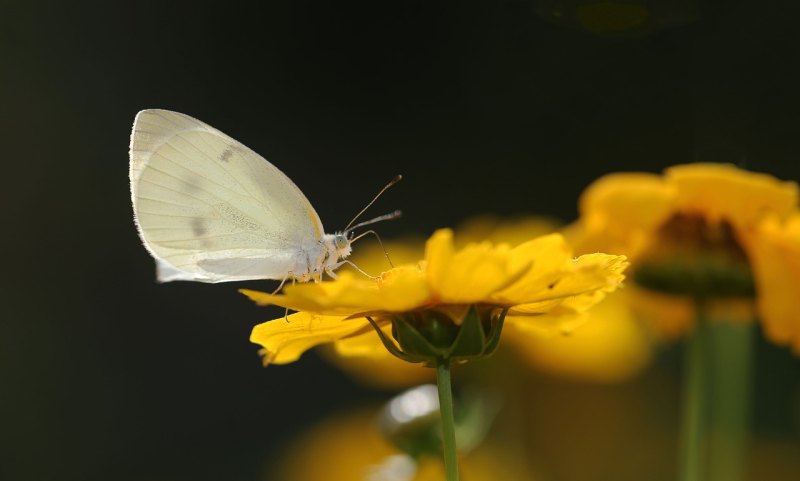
left=679, top=315, right=708, bottom=481
left=707, top=322, right=754, bottom=481
left=436, top=358, right=459, bottom=481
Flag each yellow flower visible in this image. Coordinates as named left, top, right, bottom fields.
left=322, top=217, right=651, bottom=386
left=244, top=227, right=627, bottom=366
left=571, top=163, right=800, bottom=351
left=745, top=213, right=800, bottom=353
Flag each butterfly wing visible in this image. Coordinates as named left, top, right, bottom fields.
left=129, top=109, right=325, bottom=282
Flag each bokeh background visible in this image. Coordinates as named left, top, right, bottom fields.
left=3, top=1, right=800, bottom=480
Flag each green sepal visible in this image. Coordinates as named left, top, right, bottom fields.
left=393, top=315, right=446, bottom=362
left=364, top=316, right=428, bottom=364
left=365, top=305, right=508, bottom=367
left=482, top=308, right=507, bottom=356
left=445, top=305, right=487, bottom=360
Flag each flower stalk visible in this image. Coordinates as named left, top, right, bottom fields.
left=707, top=321, right=754, bottom=481
left=679, top=303, right=755, bottom=481
left=367, top=306, right=508, bottom=479
left=436, top=359, right=459, bottom=481
left=679, top=306, right=709, bottom=481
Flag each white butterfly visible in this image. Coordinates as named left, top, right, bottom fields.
left=129, top=109, right=399, bottom=283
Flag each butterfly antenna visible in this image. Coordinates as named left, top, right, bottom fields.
left=346, top=210, right=402, bottom=233
left=351, top=229, right=395, bottom=268
left=344, top=174, right=402, bottom=231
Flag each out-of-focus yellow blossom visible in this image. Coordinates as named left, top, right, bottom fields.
left=571, top=163, right=800, bottom=352
left=744, top=213, right=800, bottom=352
left=504, top=290, right=652, bottom=383
left=317, top=334, right=436, bottom=390
left=244, top=227, right=627, bottom=366
left=268, top=407, right=536, bottom=481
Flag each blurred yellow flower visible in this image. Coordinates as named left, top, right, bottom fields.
left=244, top=226, right=627, bottom=366
left=571, top=163, right=800, bottom=352
left=504, top=289, right=652, bottom=383
left=317, top=329, right=436, bottom=390
left=745, top=213, right=800, bottom=352
left=269, top=407, right=536, bottom=481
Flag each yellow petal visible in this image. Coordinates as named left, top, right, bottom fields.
left=425, top=229, right=524, bottom=303
left=329, top=322, right=397, bottom=358
left=425, top=228, right=456, bottom=290
left=320, top=324, right=435, bottom=389
left=375, top=264, right=433, bottom=311
left=504, top=311, right=590, bottom=337
left=249, top=312, right=372, bottom=365
left=503, top=252, right=628, bottom=314
left=343, top=238, right=425, bottom=276
left=241, top=269, right=429, bottom=316
left=240, top=273, right=375, bottom=315
left=576, top=172, right=676, bottom=257
left=505, top=291, right=653, bottom=383
left=492, top=234, right=572, bottom=303
left=667, top=163, right=799, bottom=229
left=744, top=214, right=800, bottom=353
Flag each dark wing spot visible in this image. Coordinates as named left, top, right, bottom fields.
left=547, top=279, right=560, bottom=289
left=191, top=218, right=207, bottom=236
left=219, top=148, right=234, bottom=163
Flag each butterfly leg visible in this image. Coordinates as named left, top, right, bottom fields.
left=279, top=277, right=297, bottom=323
left=271, top=272, right=293, bottom=295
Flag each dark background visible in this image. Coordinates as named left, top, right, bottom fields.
left=3, top=1, right=800, bottom=480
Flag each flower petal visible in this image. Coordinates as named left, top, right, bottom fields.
left=329, top=322, right=396, bottom=358
left=667, top=163, right=799, bottom=229
left=504, top=252, right=628, bottom=314
left=425, top=229, right=525, bottom=303
left=319, top=324, right=436, bottom=389
left=250, top=312, right=372, bottom=365
left=576, top=172, right=676, bottom=258
left=505, top=291, right=653, bottom=383
left=240, top=274, right=375, bottom=316
left=493, top=234, right=571, bottom=304
left=744, top=214, right=800, bottom=353
left=504, top=312, right=590, bottom=337
left=375, top=264, right=433, bottom=311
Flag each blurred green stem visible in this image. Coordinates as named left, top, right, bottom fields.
left=680, top=307, right=754, bottom=481
left=679, top=310, right=708, bottom=481
left=436, top=359, right=459, bottom=481
left=707, top=321, right=754, bottom=481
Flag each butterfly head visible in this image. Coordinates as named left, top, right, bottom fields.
left=333, top=232, right=352, bottom=257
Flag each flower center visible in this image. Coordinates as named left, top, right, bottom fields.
left=632, top=214, right=755, bottom=298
